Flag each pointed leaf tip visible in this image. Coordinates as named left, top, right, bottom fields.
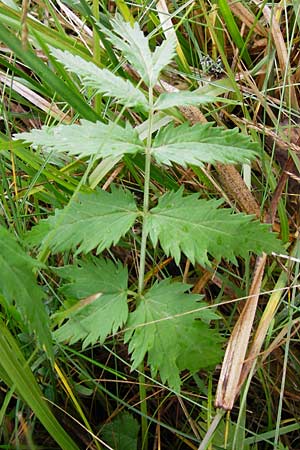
left=15, top=120, right=144, bottom=160
left=54, top=258, right=128, bottom=347
left=49, top=46, right=148, bottom=110
left=152, top=122, right=258, bottom=168
left=146, top=190, right=284, bottom=265
left=102, top=15, right=177, bottom=86
left=125, top=279, right=223, bottom=391
left=28, top=187, right=139, bottom=255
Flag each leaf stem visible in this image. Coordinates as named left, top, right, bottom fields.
left=138, top=86, right=154, bottom=295
left=137, top=86, right=154, bottom=450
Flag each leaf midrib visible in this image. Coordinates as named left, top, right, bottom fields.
left=149, top=212, right=237, bottom=237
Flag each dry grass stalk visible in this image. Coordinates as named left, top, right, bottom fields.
left=252, top=0, right=298, bottom=109
left=215, top=253, right=267, bottom=410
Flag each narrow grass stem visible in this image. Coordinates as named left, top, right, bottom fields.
left=139, top=368, right=148, bottom=450
left=198, top=410, right=225, bottom=450
left=92, top=0, right=102, bottom=115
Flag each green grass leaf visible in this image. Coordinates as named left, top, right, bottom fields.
left=217, top=0, right=252, bottom=67
left=49, top=47, right=149, bottom=110
left=0, top=227, right=53, bottom=360
left=151, top=122, right=258, bottom=167
left=0, top=23, right=99, bottom=122
left=125, top=280, right=223, bottom=391
left=53, top=258, right=128, bottom=348
left=33, top=187, right=139, bottom=254
left=15, top=120, right=145, bottom=160
left=0, top=321, right=79, bottom=450
left=146, top=189, right=284, bottom=265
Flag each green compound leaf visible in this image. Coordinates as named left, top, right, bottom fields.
left=50, top=47, right=148, bottom=110
left=103, top=16, right=152, bottom=84
left=146, top=189, right=284, bottom=265
left=103, top=15, right=176, bottom=87
left=15, top=120, right=144, bottom=160
left=0, top=227, right=53, bottom=360
left=25, top=220, right=52, bottom=247
left=154, top=81, right=235, bottom=110
left=125, top=280, right=223, bottom=391
left=53, top=258, right=128, bottom=348
left=151, top=122, right=258, bottom=167
left=101, top=412, right=140, bottom=450
left=151, top=35, right=177, bottom=86
left=30, top=187, right=139, bottom=254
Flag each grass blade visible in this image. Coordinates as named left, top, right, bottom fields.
left=0, top=320, right=80, bottom=450
left=0, top=23, right=99, bottom=121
